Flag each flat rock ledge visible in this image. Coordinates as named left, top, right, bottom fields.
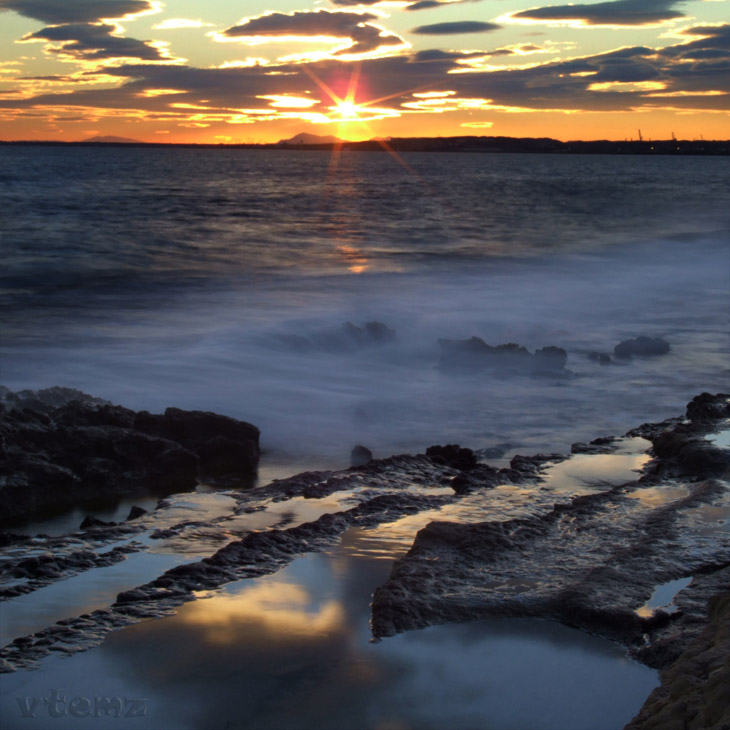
left=0, top=387, right=260, bottom=522
left=0, top=441, right=557, bottom=672
left=371, top=393, right=730, bottom=729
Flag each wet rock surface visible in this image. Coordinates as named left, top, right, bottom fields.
left=0, top=390, right=727, bottom=730
left=0, top=436, right=561, bottom=672
left=369, top=393, right=729, bottom=728
left=0, top=387, right=260, bottom=522
left=625, top=592, right=730, bottom=730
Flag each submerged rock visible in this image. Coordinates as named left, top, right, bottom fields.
left=588, top=351, right=612, bottom=365
left=614, top=336, right=670, bottom=359
left=278, top=321, right=397, bottom=354
left=438, top=337, right=567, bottom=375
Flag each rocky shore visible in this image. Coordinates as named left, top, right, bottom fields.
left=0, top=387, right=260, bottom=522
left=0, top=388, right=728, bottom=729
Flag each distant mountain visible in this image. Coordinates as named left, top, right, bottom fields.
left=277, top=132, right=342, bottom=145
left=81, top=135, right=142, bottom=144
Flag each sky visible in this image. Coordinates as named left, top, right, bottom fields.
left=0, top=0, right=728, bottom=142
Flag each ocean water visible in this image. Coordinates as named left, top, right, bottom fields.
left=1, top=146, right=729, bottom=467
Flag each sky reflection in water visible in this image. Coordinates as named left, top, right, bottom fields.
left=1, top=528, right=658, bottom=730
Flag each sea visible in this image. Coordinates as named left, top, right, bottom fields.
left=1, top=145, right=728, bottom=468
left=0, top=145, right=729, bottom=730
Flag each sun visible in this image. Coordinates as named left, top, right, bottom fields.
left=333, top=100, right=361, bottom=121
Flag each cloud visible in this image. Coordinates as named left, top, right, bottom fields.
left=1, top=22, right=728, bottom=128
left=406, top=0, right=484, bottom=10
left=509, top=0, right=687, bottom=27
left=410, top=21, right=500, bottom=35
left=222, top=10, right=379, bottom=40
left=0, top=0, right=157, bottom=24
left=220, top=10, right=406, bottom=58
left=20, top=22, right=171, bottom=63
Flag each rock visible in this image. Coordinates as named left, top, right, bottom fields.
left=474, top=445, right=509, bottom=459
left=80, top=516, right=116, bottom=530
left=686, top=392, right=730, bottom=423
left=614, top=336, right=670, bottom=359
left=625, top=592, right=730, bottom=730
left=571, top=436, right=617, bottom=454
left=0, top=387, right=111, bottom=414
left=532, top=346, right=568, bottom=374
left=370, top=394, right=730, bottom=677
left=426, top=444, right=478, bottom=471
left=133, top=407, right=260, bottom=478
left=0, top=388, right=261, bottom=522
left=126, top=505, right=147, bottom=521
left=278, top=321, right=397, bottom=354
left=351, top=445, right=373, bottom=467
left=588, top=351, right=612, bottom=365
left=438, top=337, right=567, bottom=375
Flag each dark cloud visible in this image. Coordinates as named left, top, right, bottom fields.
left=406, top=0, right=484, bottom=11
left=221, top=10, right=405, bottom=57
left=0, top=0, right=154, bottom=24
left=329, top=0, right=483, bottom=9
left=511, top=0, right=687, bottom=26
left=410, top=21, right=500, bottom=35
left=21, top=22, right=168, bottom=62
left=222, top=10, right=379, bottom=40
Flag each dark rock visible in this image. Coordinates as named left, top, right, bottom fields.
left=0, top=387, right=111, bottom=414
left=426, top=444, right=478, bottom=471
left=571, top=436, right=617, bottom=454
left=0, top=388, right=261, bottom=522
left=449, top=464, right=501, bottom=494
left=614, top=336, right=670, bottom=359
left=588, top=351, right=612, bottom=365
left=80, top=516, right=117, bottom=530
left=438, top=337, right=567, bottom=376
left=370, top=392, right=730, bottom=693
left=532, top=346, right=568, bottom=374
left=686, top=392, right=730, bottom=423
left=126, top=505, right=147, bottom=521
left=351, top=445, right=373, bottom=467
left=626, top=593, right=730, bottom=730
left=278, top=321, right=397, bottom=354
left=134, top=407, right=260, bottom=477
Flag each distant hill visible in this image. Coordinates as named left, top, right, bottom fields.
left=81, top=135, right=142, bottom=144
left=278, top=132, right=342, bottom=145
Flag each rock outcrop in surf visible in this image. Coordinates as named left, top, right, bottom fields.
left=0, top=388, right=260, bottom=522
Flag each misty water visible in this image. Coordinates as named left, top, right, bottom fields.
left=1, top=147, right=728, bottom=728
